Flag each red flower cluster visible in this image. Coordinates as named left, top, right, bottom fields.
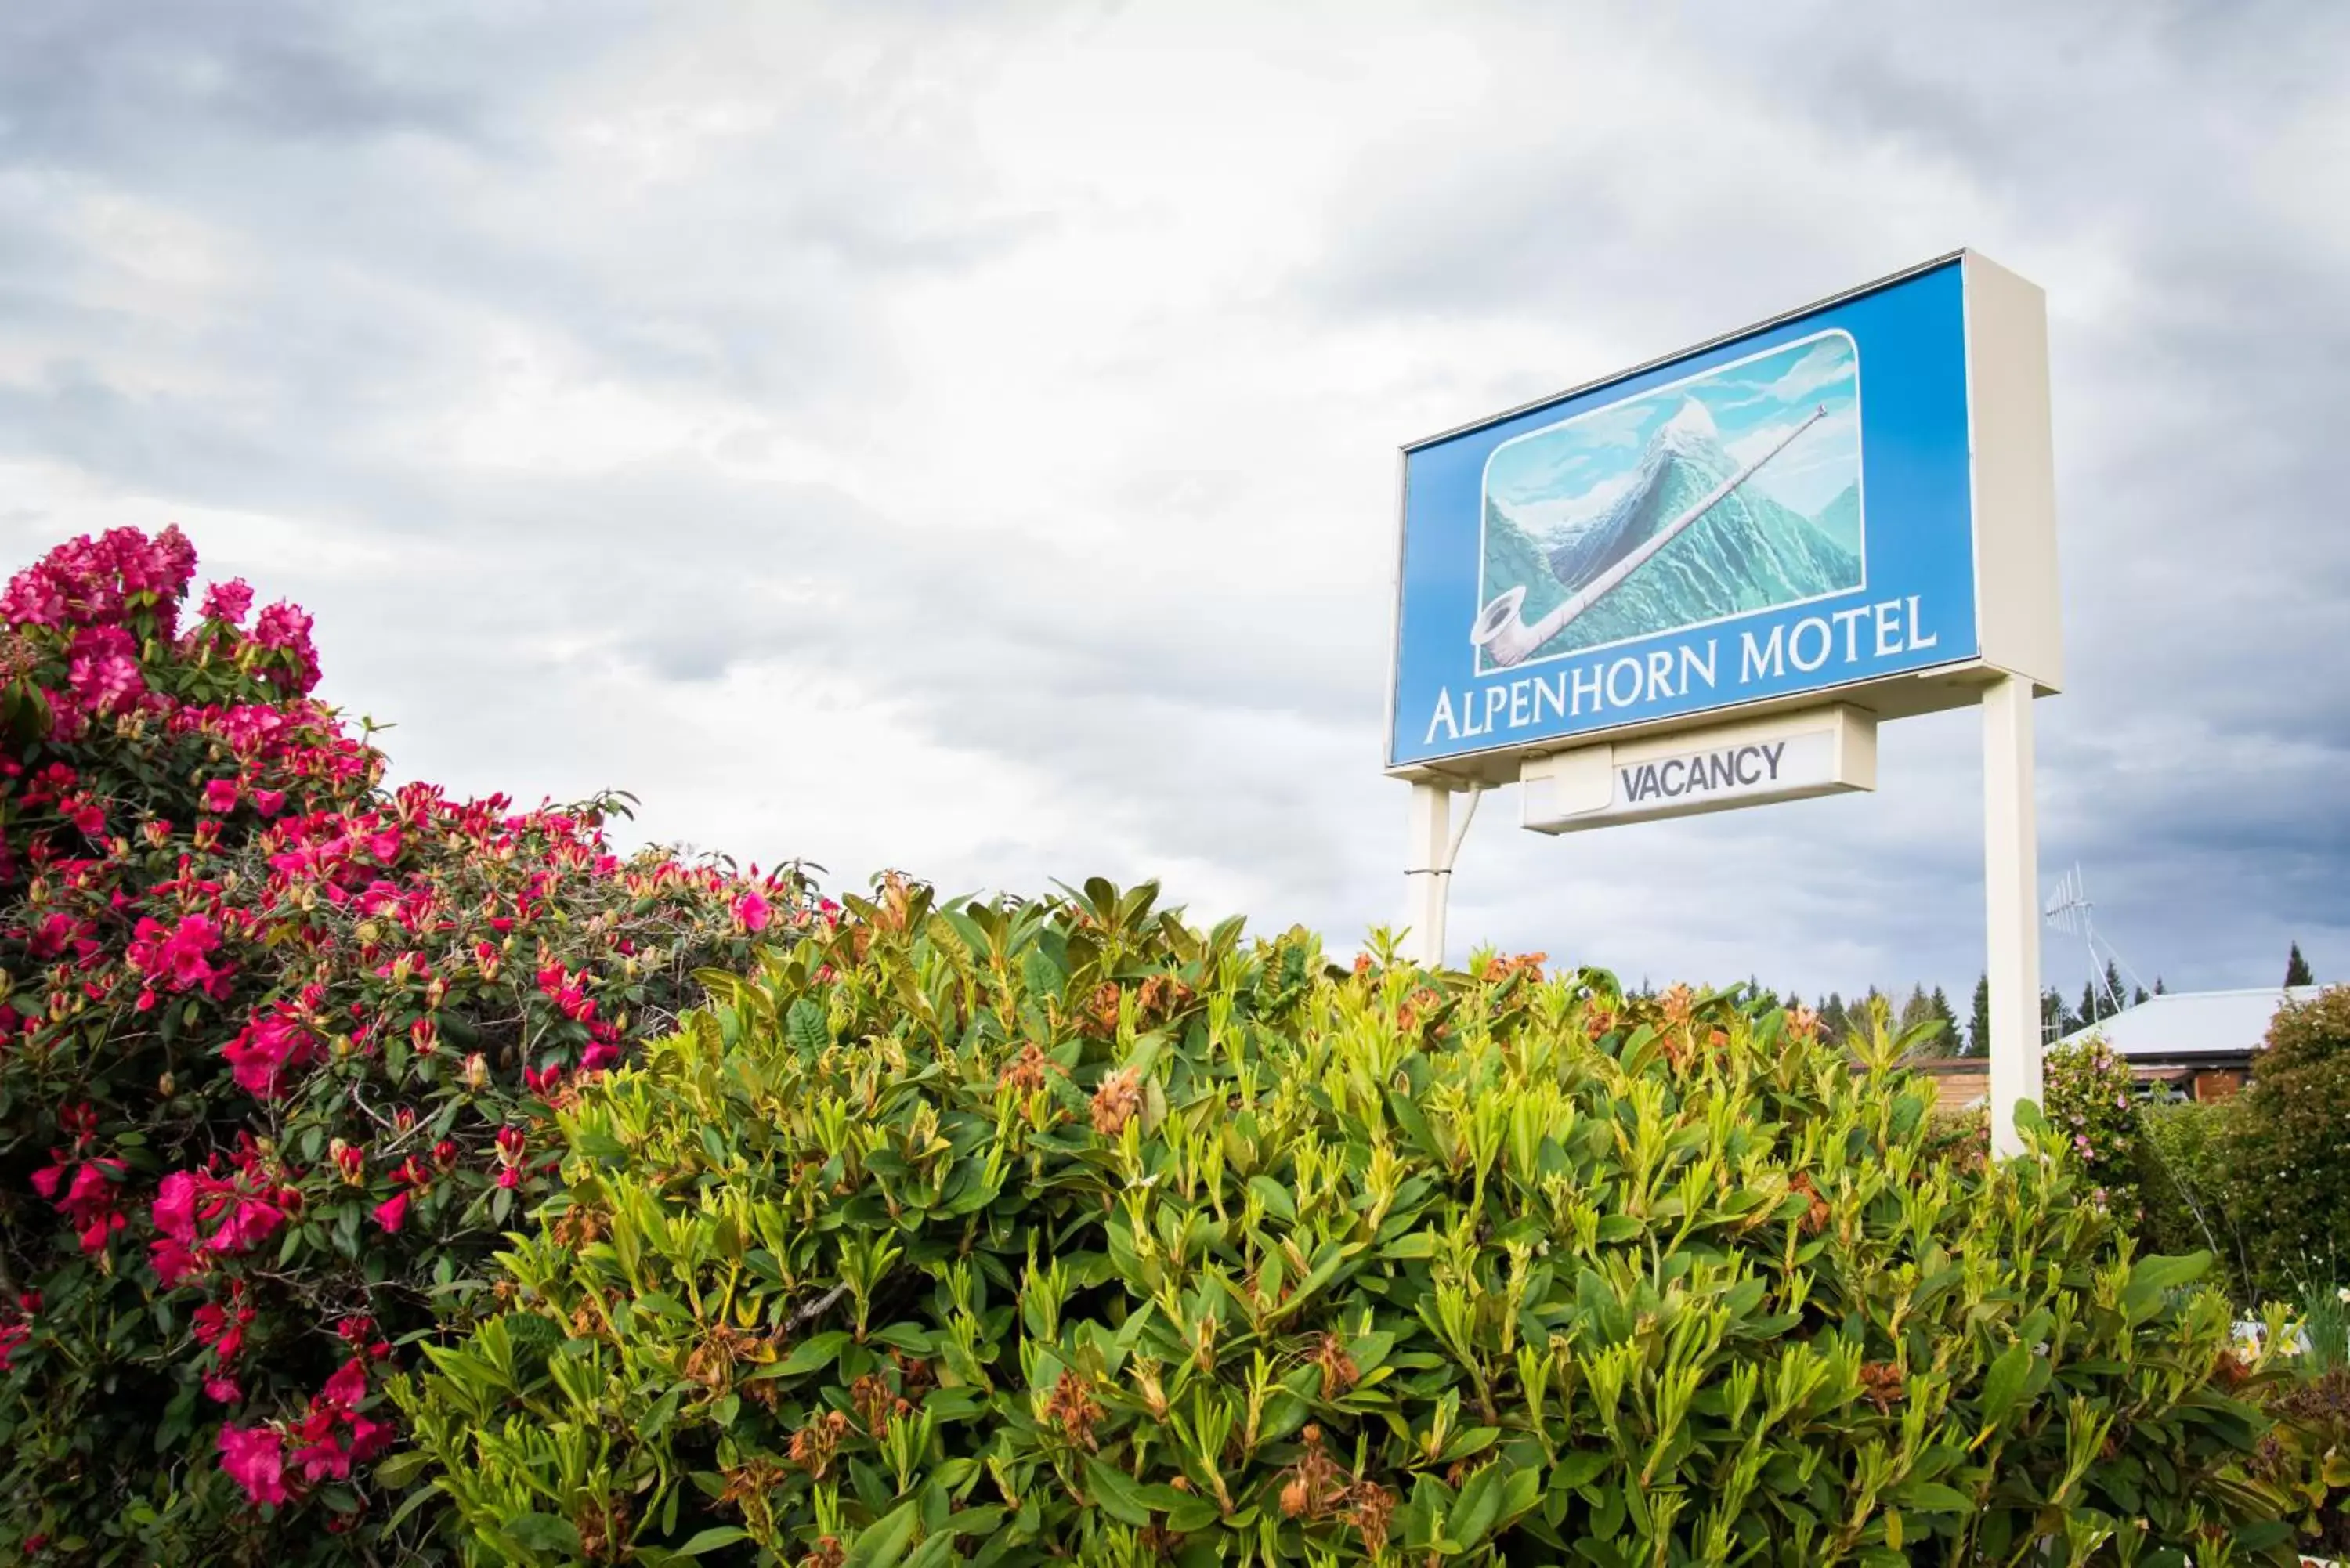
left=148, top=1149, right=296, bottom=1288
left=29, top=1104, right=129, bottom=1253
left=0, top=1291, right=36, bottom=1371
left=216, top=1353, right=392, bottom=1509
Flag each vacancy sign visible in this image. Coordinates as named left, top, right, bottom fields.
left=1520, top=706, right=1876, bottom=833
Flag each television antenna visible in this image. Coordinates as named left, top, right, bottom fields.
left=2041, top=864, right=2153, bottom=1039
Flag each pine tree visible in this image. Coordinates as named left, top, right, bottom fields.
left=2103, top=960, right=2126, bottom=1015
left=2075, top=980, right=2099, bottom=1034
left=2153, top=976, right=2167, bottom=995
left=1967, top=974, right=1990, bottom=1058
left=1898, top=984, right=1934, bottom=1036
left=2131, top=985, right=2149, bottom=1007
left=1926, top=985, right=1959, bottom=1055
left=1819, top=992, right=1851, bottom=1048
left=2287, top=941, right=2314, bottom=987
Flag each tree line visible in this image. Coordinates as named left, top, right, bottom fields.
left=1760, top=939, right=2322, bottom=1059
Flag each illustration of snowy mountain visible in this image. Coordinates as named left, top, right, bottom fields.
left=1480, top=398, right=1860, bottom=666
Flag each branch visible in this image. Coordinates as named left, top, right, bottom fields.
left=789, top=1282, right=852, bottom=1331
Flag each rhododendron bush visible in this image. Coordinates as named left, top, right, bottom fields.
left=0, top=527, right=806, bottom=1562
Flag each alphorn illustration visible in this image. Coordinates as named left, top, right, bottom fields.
left=1470, top=403, right=1830, bottom=669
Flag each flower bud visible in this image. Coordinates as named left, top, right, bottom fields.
left=461, top=1053, right=490, bottom=1092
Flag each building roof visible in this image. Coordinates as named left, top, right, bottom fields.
left=2059, top=985, right=2327, bottom=1061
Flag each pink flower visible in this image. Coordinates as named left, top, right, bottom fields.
left=733, top=890, right=771, bottom=933
left=250, top=602, right=320, bottom=694
left=153, top=1171, right=199, bottom=1243
left=251, top=787, right=286, bottom=818
left=372, top=1191, right=409, bottom=1233
left=201, top=777, right=240, bottom=815
left=222, top=1006, right=316, bottom=1099
left=150, top=1236, right=210, bottom=1288
left=200, top=578, right=254, bottom=626
left=66, top=624, right=145, bottom=716
left=76, top=1211, right=126, bottom=1254
left=321, top=1357, right=367, bottom=1409
left=219, top=1423, right=288, bottom=1507
left=211, top=1194, right=285, bottom=1253
left=346, top=1413, right=393, bottom=1463
left=126, top=914, right=230, bottom=999
left=203, top=1373, right=241, bottom=1404
left=64, top=1162, right=115, bottom=1216
left=579, top=1042, right=620, bottom=1075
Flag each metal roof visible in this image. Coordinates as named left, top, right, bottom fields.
left=2059, top=985, right=2328, bottom=1060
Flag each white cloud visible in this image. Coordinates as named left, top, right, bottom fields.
left=2, top=0, right=2347, bottom=1001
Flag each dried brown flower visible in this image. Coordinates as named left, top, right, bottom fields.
left=1789, top=1172, right=1831, bottom=1237
left=577, top=1497, right=629, bottom=1562
left=1084, top=981, right=1123, bottom=1039
left=1276, top=1425, right=1345, bottom=1519
left=788, top=1409, right=855, bottom=1479
left=851, top=1372, right=896, bottom=1435
left=1347, top=1482, right=1399, bottom=1555
left=1045, top=1369, right=1102, bottom=1450
left=1858, top=1360, right=1905, bottom=1411
left=1136, top=972, right=1193, bottom=1022
left=1090, top=1067, right=1143, bottom=1137
left=684, top=1323, right=760, bottom=1390
left=998, top=1042, right=1054, bottom=1097
left=1308, top=1332, right=1359, bottom=1399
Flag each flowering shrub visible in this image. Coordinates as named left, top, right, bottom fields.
left=0, top=527, right=806, bottom=1562
left=2042, top=1034, right=2142, bottom=1222
left=399, top=881, right=2298, bottom=1564
left=2222, top=987, right=2350, bottom=1299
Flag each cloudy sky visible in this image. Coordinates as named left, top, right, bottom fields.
left=3, top=1, right=2345, bottom=1004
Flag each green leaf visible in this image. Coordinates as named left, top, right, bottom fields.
left=1247, top=1175, right=1296, bottom=1225
left=674, top=1526, right=750, bottom=1555
left=843, top=1498, right=921, bottom=1568
left=779, top=1330, right=852, bottom=1375
left=500, top=1513, right=582, bottom=1554
left=786, top=997, right=830, bottom=1055
left=1451, top=1463, right=1504, bottom=1548
left=1085, top=1458, right=1154, bottom=1527
left=1438, top=1425, right=1501, bottom=1462
left=1889, top=1481, right=1972, bottom=1513
left=1978, top=1342, right=2033, bottom=1428
left=370, top=1449, right=431, bottom=1489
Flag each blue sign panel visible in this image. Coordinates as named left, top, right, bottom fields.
left=1388, top=258, right=1979, bottom=770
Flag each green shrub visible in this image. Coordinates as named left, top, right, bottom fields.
left=2132, top=1100, right=2250, bottom=1302
left=396, top=880, right=2298, bottom=1565
left=2225, top=988, right=2350, bottom=1296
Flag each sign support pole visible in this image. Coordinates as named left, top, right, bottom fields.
left=1404, top=782, right=1452, bottom=969
left=1983, top=673, right=2044, bottom=1157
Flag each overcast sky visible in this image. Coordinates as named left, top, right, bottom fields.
left=3, top=1, right=2345, bottom=1004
